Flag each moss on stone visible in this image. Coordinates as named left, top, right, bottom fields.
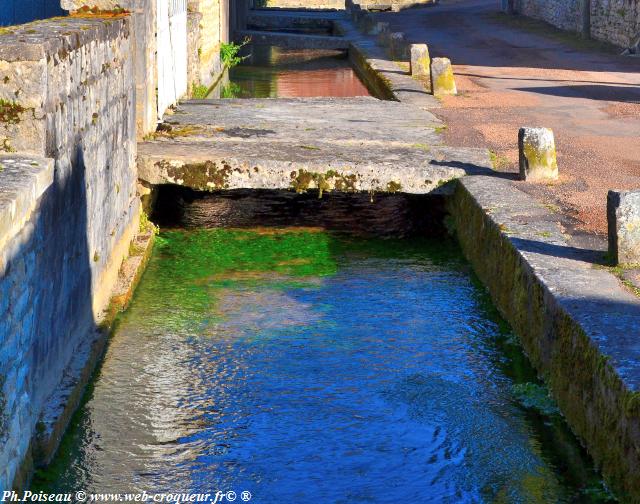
left=289, top=169, right=360, bottom=196
left=448, top=180, right=640, bottom=501
left=165, top=160, right=232, bottom=191
left=0, top=99, right=26, bottom=124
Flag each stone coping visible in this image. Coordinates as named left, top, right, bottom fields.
left=0, top=15, right=129, bottom=62
left=0, top=155, right=54, bottom=257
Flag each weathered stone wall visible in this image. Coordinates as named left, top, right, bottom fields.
left=256, top=0, right=346, bottom=8
left=517, top=0, right=581, bottom=31
left=517, top=0, right=640, bottom=48
left=591, top=0, right=640, bottom=47
left=188, top=0, right=229, bottom=88
left=60, top=0, right=158, bottom=137
left=0, top=15, right=139, bottom=490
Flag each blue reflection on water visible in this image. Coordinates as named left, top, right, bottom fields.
left=32, top=231, right=610, bottom=503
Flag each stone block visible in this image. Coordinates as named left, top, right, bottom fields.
left=518, top=127, right=558, bottom=181
left=608, top=190, right=640, bottom=265
left=430, top=57, right=457, bottom=96
left=410, top=44, right=430, bottom=80
left=389, top=32, right=407, bottom=60
left=376, top=23, right=390, bottom=46
left=369, top=21, right=387, bottom=35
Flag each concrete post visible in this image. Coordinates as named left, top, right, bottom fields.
left=389, top=32, right=407, bottom=59
left=518, top=127, right=558, bottom=181
left=580, top=0, right=591, bottom=39
left=410, top=44, right=430, bottom=78
left=430, top=57, right=457, bottom=96
left=608, top=190, right=640, bottom=265
left=376, top=22, right=390, bottom=46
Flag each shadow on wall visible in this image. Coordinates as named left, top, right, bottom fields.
left=1, top=147, right=96, bottom=490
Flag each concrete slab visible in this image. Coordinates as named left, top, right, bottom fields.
left=138, top=98, right=491, bottom=194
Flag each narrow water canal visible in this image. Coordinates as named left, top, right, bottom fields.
left=215, top=45, right=372, bottom=98
left=32, top=229, right=612, bottom=502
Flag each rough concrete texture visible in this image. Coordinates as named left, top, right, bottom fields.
left=449, top=175, right=640, bottom=501
left=518, top=127, right=558, bottom=181
left=0, top=156, right=53, bottom=254
left=431, top=57, right=457, bottom=96
left=608, top=190, right=640, bottom=266
left=138, top=98, right=490, bottom=194
left=0, top=16, right=139, bottom=490
left=410, top=43, right=430, bottom=78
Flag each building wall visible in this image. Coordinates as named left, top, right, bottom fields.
left=0, top=15, right=138, bottom=490
left=517, top=0, right=640, bottom=48
left=188, top=0, right=229, bottom=89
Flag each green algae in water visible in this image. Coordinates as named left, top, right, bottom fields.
left=32, top=229, right=616, bottom=502
left=512, top=382, right=561, bottom=417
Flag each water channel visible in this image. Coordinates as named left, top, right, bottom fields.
left=31, top=38, right=615, bottom=503
left=212, top=45, right=372, bottom=99
left=32, top=229, right=613, bottom=502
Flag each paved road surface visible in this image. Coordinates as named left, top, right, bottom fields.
left=380, top=0, right=640, bottom=234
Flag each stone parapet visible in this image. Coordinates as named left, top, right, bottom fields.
left=0, top=14, right=139, bottom=490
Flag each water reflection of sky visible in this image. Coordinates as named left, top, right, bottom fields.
left=32, top=230, right=611, bottom=503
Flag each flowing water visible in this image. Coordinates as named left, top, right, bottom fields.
left=214, top=45, right=372, bottom=99
left=33, top=229, right=614, bottom=502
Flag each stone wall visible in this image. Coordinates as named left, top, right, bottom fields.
left=188, top=0, right=229, bottom=88
left=256, top=0, right=346, bottom=8
left=517, top=0, right=640, bottom=48
left=60, top=0, right=157, bottom=138
left=591, top=0, right=640, bottom=47
left=0, top=15, right=139, bottom=490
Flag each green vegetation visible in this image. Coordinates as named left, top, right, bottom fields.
left=139, top=210, right=159, bottom=236
left=191, top=84, right=210, bottom=100
left=220, top=38, right=251, bottom=69
left=489, top=150, right=510, bottom=171
left=221, top=82, right=243, bottom=99
left=511, top=382, right=560, bottom=416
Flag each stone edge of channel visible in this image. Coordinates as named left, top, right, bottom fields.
left=10, top=229, right=155, bottom=491
left=448, top=175, right=640, bottom=501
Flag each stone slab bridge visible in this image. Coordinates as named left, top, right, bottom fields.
left=137, top=97, right=491, bottom=195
